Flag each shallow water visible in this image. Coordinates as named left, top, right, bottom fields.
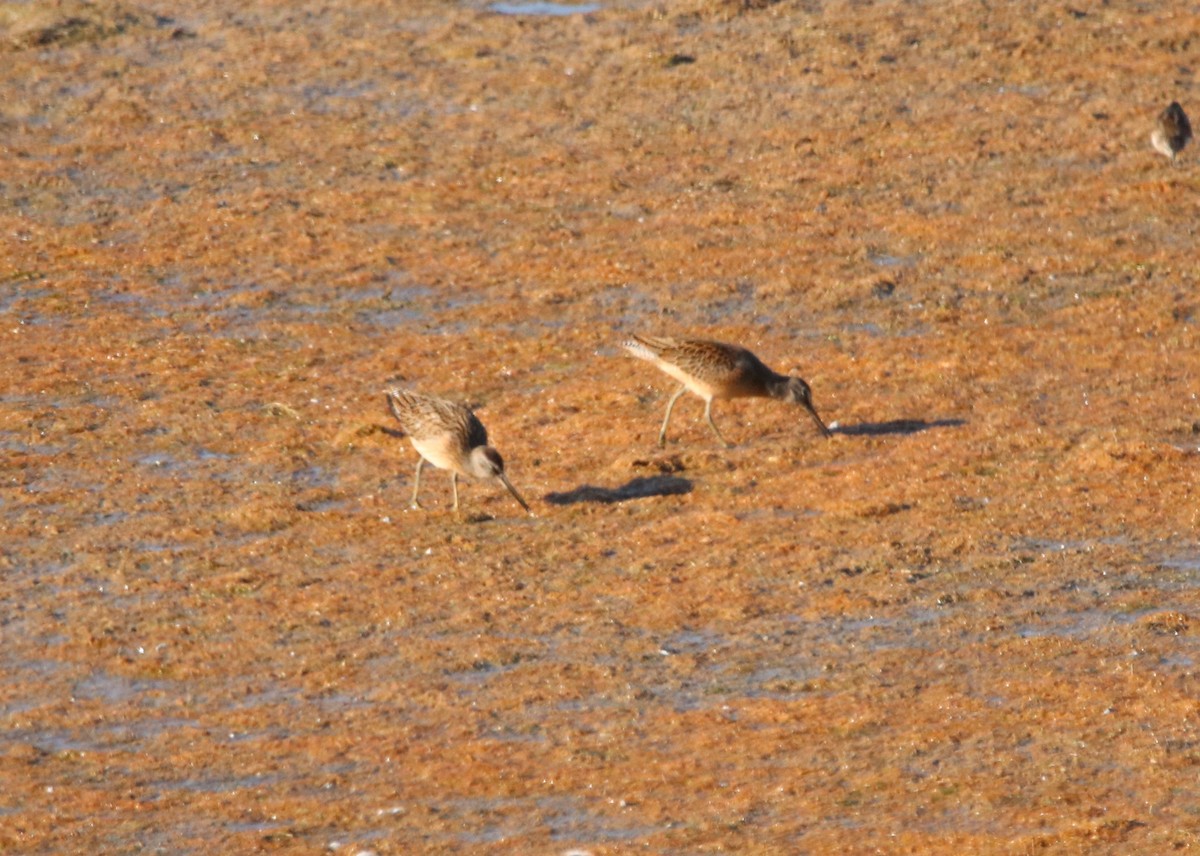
left=490, top=1, right=603, bottom=14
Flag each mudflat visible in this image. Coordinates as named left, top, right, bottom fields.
left=2, top=0, right=1198, bottom=852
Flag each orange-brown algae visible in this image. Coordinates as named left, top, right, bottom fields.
left=2, top=0, right=1200, bottom=853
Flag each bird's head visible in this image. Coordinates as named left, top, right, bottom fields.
left=470, top=446, right=506, bottom=478
left=470, top=446, right=532, bottom=514
left=785, top=376, right=832, bottom=438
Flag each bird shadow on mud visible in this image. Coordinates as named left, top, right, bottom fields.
left=545, top=476, right=693, bottom=506
left=833, top=418, right=965, bottom=437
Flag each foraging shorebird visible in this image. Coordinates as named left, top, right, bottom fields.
left=622, top=334, right=832, bottom=448
left=1151, top=101, right=1192, bottom=160
left=385, top=388, right=531, bottom=514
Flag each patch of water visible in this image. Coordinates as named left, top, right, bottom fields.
left=86, top=509, right=130, bottom=528
left=868, top=252, right=922, bottom=268
left=446, top=658, right=525, bottom=688
left=326, top=828, right=392, bottom=853
left=0, top=436, right=62, bottom=454
left=429, top=795, right=659, bottom=847
left=545, top=802, right=664, bottom=843
left=1013, top=607, right=1150, bottom=640
left=17, top=717, right=199, bottom=754
left=1010, top=537, right=1096, bottom=554
left=480, top=723, right=548, bottom=744
left=1, top=553, right=74, bottom=579
left=359, top=305, right=428, bottom=328
left=1158, top=653, right=1195, bottom=668
left=1160, top=552, right=1200, bottom=574
left=296, top=80, right=379, bottom=114
left=842, top=322, right=887, bottom=336
left=94, top=284, right=172, bottom=319
left=594, top=284, right=662, bottom=328
left=0, top=388, right=50, bottom=407
left=72, top=670, right=177, bottom=706
left=744, top=664, right=825, bottom=698
left=694, top=291, right=771, bottom=326
left=218, top=682, right=373, bottom=720
left=0, top=658, right=72, bottom=717
left=8, top=259, right=542, bottom=340
left=0, top=278, right=51, bottom=314
left=490, top=2, right=602, bottom=15
left=225, top=819, right=290, bottom=835
left=640, top=615, right=945, bottom=710
left=224, top=727, right=293, bottom=745
left=133, top=539, right=181, bottom=554
left=733, top=507, right=821, bottom=523
left=132, top=446, right=299, bottom=492
left=150, top=772, right=283, bottom=794
left=166, top=272, right=488, bottom=337
left=288, top=463, right=337, bottom=489
left=657, top=628, right=725, bottom=657
left=134, top=448, right=230, bottom=471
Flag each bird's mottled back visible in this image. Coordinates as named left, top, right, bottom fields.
left=386, top=389, right=489, bottom=449
left=624, top=334, right=772, bottom=386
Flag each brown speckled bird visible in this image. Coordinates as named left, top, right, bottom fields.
left=623, top=334, right=832, bottom=448
left=385, top=389, right=531, bottom=514
left=1151, top=101, right=1192, bottom=161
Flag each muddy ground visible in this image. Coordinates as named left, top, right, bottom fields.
left=2, top=0, right=1199, bottom=852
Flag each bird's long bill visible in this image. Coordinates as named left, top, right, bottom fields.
left=498, top=473, right=533, bottom=514
left=805, top=402, right=833, bottom=438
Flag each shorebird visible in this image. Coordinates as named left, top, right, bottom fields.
left=622, top=334, right=832, bottom=448
left=1151, top=101, right=1192, bottom=161
left=385, top=388, right=531, bottom=514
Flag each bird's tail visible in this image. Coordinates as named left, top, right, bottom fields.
left=622, top=334, right=667, bottom=362
left=384, top=388, right=408, bottom=433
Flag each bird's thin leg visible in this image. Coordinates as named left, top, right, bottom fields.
left=704, top=398, right=733, bottom=448
left=451, top=472, right=460, bottom=511
left=410, top=458, right=426, bottom=509
left=658, top=386, right=687, bottom=447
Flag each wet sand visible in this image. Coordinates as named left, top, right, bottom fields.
left=2, top=0, right=1199, bottom=852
